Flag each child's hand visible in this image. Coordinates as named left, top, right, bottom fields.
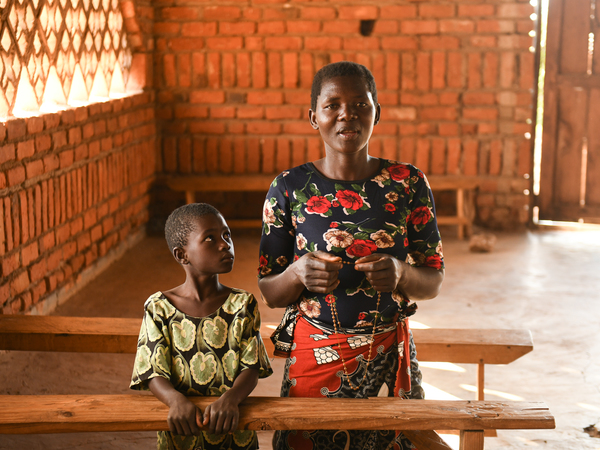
left=167, top=396, right=202, bottom=436
left=200, top=395, right=240, bottom=435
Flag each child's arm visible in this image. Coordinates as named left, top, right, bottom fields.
left=201, top=368, right=259, bottom=435
left=148, top=377, right=202, bottom=436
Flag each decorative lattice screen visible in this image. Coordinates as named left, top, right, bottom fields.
left=0, top=0, right=131, bottom=119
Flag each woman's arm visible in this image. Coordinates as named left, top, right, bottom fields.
left=148, top=377, right=202, bottom=436
left=258, top=251, right=344, bottom=308
left=201, top=369, right=259, bottom=434
left=354, top=254, right=444, bottom=300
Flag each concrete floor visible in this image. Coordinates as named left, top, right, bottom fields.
left=1, top=227, right=599, bottom=449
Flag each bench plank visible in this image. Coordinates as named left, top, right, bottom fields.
left=0, top=395, right=555, bottom=435
left=0, top=316, right=533, bottom=366
left=0, top=316, right=533, bottom=365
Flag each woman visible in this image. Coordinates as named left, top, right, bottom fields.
left=258, top=61, right=445, bottom=450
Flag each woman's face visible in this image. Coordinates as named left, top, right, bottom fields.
left=309, top=75, right=380, bottom=157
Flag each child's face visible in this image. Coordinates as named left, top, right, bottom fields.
left=309, top=75, right=380, bottom=156
left=182, top=214, right=235, bottom=275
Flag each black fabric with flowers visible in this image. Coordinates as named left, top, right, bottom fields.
left=259, top=159, right=444, bottom=329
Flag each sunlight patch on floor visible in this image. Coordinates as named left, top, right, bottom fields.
left=422, top=382, right=461, bottom=400
left=577, top=402, right=600, bottom=411
left=460, top=384, right=524, bottom=401
left=408, top=320, right=429, bottom=329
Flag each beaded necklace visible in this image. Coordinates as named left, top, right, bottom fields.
left=328, top=260, right=381, bottom=391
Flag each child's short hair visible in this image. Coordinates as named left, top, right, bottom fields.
left=165, top=203, right=222, bottom=254
left=310, top=61, right=378, bottom=110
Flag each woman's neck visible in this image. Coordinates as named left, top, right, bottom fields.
left=313, top=154, right=380, bottom=181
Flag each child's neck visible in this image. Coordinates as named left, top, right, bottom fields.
left=165, top=275, right=232, bottom=318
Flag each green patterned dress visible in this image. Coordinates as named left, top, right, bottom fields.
left=130, top=289, right=273, bottom=450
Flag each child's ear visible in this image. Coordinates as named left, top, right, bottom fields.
left=173, top=247, right=188, bottom=265
left=308, top=109, right=319, bottom=130
left=374, top=103, right=381, bottom=126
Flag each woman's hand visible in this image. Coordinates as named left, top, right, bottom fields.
left=354, top=253, right=403, bottom=292
left=292, top=251, right=343, bottom=294
left=167, top=395, right=202, bottom=436
left=200, top=395, right=239, bottom=435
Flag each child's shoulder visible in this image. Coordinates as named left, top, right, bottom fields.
left=143, top=291, right=178, bottom=320
left=221, top=288, right=259, bottom=315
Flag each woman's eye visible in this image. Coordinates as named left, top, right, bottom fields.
left=205, top=235, right=213, bottom=242
left=224, top=232, right=231, bottom=240
left=357, top=102, right=367, bottom=107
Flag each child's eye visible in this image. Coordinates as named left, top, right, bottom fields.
left=224, top=232, right=231, bottom=240
left=357, top=102, right=367, bottom=107
left=205, top=235, right=214, bottom=242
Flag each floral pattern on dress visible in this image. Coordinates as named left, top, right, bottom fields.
left=130, top=290, right=273, bottom=450
left=259, top=159, right=444, bottom=330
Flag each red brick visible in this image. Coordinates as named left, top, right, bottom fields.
left=10, top=270, right=30, bottom=296
left=8, top=165, right=26, bottom=187
left=257, top=21, right=285, bottom=34
left=421, top=107, right=458, bottom=121
left=458, top=4, right=495, bottom=17
left=161, top=6, right=197, bottom=19
left=6, top=119, right=26, bottom=140
left=25, top=160, right=44, bottom=179
left=206, top=37, right=243, bottom=50
left=440, top=20, right=474, bottom=33
left=305, top=36, right=341, bottom=50
left=168, top=38, right=205, bottom=52
left=252, top=53, right=267, bottom=88
left=323, top=20, right=359, bottom=35
left=204, top=6, right=241, bottom=20
left=210, top=106, right=235, bottom=119
left=463, top=140, right=479, bottom=175
left=339, top=5, right=378, bottom=20
left=381, top=36, right=418, bottom=50
left=422, top=36, right=461, bottom=50
left=464, top=92, right=496, bottom=105
left=283, top=121, right=313, bottom=135
left=247, top=91, right=283, bottom=105
left=500, top=52, right=515, bottom=88
left=154, top=22, right=180, bottom=34
left=264, top=36, right=303, bottom=50
left=283, top=53, right=299, bottom=89
left=421, top=4, right=455, bottom=18
left=245, top=37, right=264, bottom=51
left=477, top=20, right=515, bottom=34
left=247, top=122, right=281, bottom=135
left=1, top=252, right=19, bottom=277
left=380, top=5, right=416, bottom=19
left=21, top=241, right=39, bottom=266
left=27, top=117, right=44, bottom=134
left=265, top=106, right=302, bottom=120
left=221, top=21, right=256, bottom=35
left=29, top=258, right=47, bottom=283
left=237, top=106, right=264, bottom=119
left=478, top=123, right=498, bottom=134
left=373, top=20, right=398, bottom=34
left=300, top=7, right=336, bottom=20
left=0, top=144, right=15, bottom=164
left=401, top=20, right=438, bottom=34
left=287, top=21, right=321, bottom=34
left=68, top=127, right=82, bottom=145
left=17, top=140, right=35, bottom=160
left=498, top=3, right=533, bottom=18
left=189, top=122, right=227, bottom=134
left=268, top=52, right=282, bottom=88
left=190, top=90, right=225, bottom=104
left=464, top=107, right=498, bottom=120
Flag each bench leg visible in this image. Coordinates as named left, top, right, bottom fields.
left=456, top=188, right=465, bottom=240
left=477, top=361, right=484, bottom=401
left=185, top=190, right=195, bottom=204
left=459, top=430, right=484, bottom=450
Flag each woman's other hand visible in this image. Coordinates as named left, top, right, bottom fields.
left=354, top=253, right=402, bottom=292
left=292, top=251, right=343, bottom=294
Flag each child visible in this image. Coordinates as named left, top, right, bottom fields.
left=131, top=203, right=273, bottom=450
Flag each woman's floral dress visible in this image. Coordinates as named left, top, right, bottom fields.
left=259, top=159, right=444, bottom=450
left=130, top=289, right=273, bottom=450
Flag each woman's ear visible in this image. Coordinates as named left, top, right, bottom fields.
left=374, top=103, right=381, bottom=126
left=173, top=247, right=188, bottom=265
left=308, top=109, right=319, bottom=130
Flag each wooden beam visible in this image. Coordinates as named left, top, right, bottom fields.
left=0, top=396, right=555, bottom=435
left=0, top=317, right=533, bottom=366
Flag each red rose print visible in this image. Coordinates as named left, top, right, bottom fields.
left=387, top=164, right=411, bottom=181
left=384, top=203, right=396, bottom=212
left=409, top=206, right=431, bottom=225
left=325, top=294, right=336, bottom=304
left=346, top=239, right=378, bottom=258
left=332, top=201, right=340, bottom=207
left=358, top=312, right=366, bottom=320
left=330, top=222, right=339, bottom=228
left=306, top=195, right=332, bottom=214
left=336, top=189, right=363, bottom=210
left=403, top=238, right=409, bottom=248
left=259, top=255, right=268, bottom=267
left=294, top=255, right=299, bottom=261
left=425, top=255, right=443, bottom=269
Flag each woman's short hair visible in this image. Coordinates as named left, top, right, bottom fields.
left=311, top=61, right=378, bottom=110
left=165, top=203, right=221, bottom=254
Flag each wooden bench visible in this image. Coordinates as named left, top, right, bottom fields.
left=0, top=315, right=533, bottom=402
left=0, top=395, right=555, bottom=449
left=162, top=174, right=480, bottom=239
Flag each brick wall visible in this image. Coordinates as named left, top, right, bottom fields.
left=154, top=0, right=536, bottom=229
left=0, top=93, right=157, bottom=314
